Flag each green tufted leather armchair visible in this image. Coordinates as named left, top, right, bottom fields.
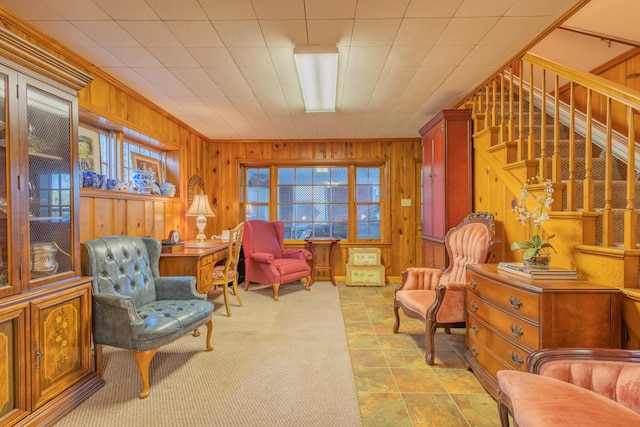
left=81, top=235, right=214, bottom=398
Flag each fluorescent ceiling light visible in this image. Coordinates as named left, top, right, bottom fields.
left=294, top=45, right=338, bottom=113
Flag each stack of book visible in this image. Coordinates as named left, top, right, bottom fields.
left=497, top=262, right=578, bottom=280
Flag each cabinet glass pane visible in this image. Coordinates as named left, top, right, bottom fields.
left=0, top=75, right=7, bottom=289
left=26, top=86, right=72, bottom=279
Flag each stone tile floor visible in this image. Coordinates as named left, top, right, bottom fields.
left=337, top=282, right=500, bottom=427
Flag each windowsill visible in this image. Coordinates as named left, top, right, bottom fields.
left=80, top=188, right=178, bottom=201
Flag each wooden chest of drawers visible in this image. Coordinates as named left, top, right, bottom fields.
left=465, top=263, right=622, bottom=398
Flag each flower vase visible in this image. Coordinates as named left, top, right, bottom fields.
left=523, top=253, right=551, bottom=269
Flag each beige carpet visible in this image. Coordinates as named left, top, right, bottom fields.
left=55, top=282, right=361, bottom=427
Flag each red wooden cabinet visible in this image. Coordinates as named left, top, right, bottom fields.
left=419, top=109, right=473, bottom=267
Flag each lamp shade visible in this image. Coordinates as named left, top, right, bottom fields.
left=186, top=194, right=215, bottom=217
left=294, top=45, right=338, bottom=113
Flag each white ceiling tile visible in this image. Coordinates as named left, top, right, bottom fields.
left=456, top=0, right=516, bottom=17
left=143, top=0, right=208, bottom=20
left=351, top=19, right=402, bottom=46
left=252, top=0, right=305, bottom=19
left=387, top=46, right=431, bottom=67
left=166, top=21, right=223, bottom=47
left=481, top=17, right=549, bottom=45
left=305, top=0, right=357, bottom=20
left=41, top=0, right=110, bottom=20
left=108, top=48, right=163, bottom=67
left=355, top=0, right=411, bottom=19
left=423, top=44, right=475, bottom=66
left=118, top=21, right=182, bottom=48
left=507, top=0, right=579, bottom=17
left=92, top=0, right=158, bottom=20
left=342, top=67, right=382, bottom=99
left=72, top=46, right=126, bottom=68
left=347, top=47, right=390, bottom=67
left=133, top=67, right=193, bottom=97
left=460, top=45, right=517, bottom=67
left=198, top=0, right=256, bottom=20
left=70, top=21, right=140, bottom=47
left=173, top=96, right=218, bottom=115
left=405, top=0, right=463, bottom=18
left=170, top=68, right=224, bottom=97
left=189, top=48, right=236, bottom=67
left=405, top=64, right=456, bottom=96
left=260, top=20, right=307, bottom=47
left=436, top=17, right=498, bottom=45
left=0, top=0, right=62, bottom=20
left=30, top=20, right=98, bottom=48
left=395, top=18, right=450, bottom=46
left=205, top=68, right=254, bottom=97
left=307, top=20, right=354, bottom=46
left=269, top=47, right=296, bottom=68
left=228, top=47, right=273, bottom=68
left=149, top=48, right=200, bottom=67
left=213, top=20, right=266, bottom=47
left=373, top=67, right=419, bottom=96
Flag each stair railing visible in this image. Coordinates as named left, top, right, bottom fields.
left=467, top=52, right=640, bottom=249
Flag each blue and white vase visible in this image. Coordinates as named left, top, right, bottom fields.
left=131, top=170, right=157, bottom=194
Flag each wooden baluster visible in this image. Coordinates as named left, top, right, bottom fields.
left=551, top=74, right=561, bottom=183
left=538, top=69, right=548, bottom=179
left=624, top=106, right=637, bottom=249
left=509, top=66, right=515, bottom=142
left=485, top=84, right=491, bottom=129
left=602, top=98, right=614, bottom=246
left=500, top=72, right=506, bottom=141
left=527, top=62, right=535, bottom=160
left=583, top=89, right=594, bottom=212
left=565, top=82, right=576, bottom=211
left=491, top=79, right=498, bottom=130
left=517, top=59, right=525, bottom=161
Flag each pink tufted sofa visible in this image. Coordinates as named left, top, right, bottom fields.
left=497, top=348, right=640, bottom=426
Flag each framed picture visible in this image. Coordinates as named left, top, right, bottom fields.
left=78, top=126, right=101, bottom=173
left=131, top=152, right=163, bottom=183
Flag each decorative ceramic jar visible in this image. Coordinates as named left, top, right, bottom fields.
left=160, top=181, right=176, bottom=197
left=131, top=170, right=156, bottom=194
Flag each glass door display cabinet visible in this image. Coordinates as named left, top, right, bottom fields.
left=0, top=27, right=103, bottom=427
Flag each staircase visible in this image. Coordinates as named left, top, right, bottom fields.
left=467, top=53, right=640, bottom=289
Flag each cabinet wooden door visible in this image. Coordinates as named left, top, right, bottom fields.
left=0, top=303, right=29, bottom=426
left=419, top=109, right=472, bottom=267
left=30, top=283, right=93, bottom=410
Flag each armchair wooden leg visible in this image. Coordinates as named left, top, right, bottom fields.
left=204, top=319, right=213, bottom=352
left=244, top=280, right=251, bottom=291
left=304, top=277, right=311, bottom=291
left=425, top=319, right=437, bottom=366
left=273, top=283, right=280, bottom=301
left=393, top=305, right=401, bottom=333
left=497, top=392, right=514, bottom=427
left=134, top=348, right=158, bottom=399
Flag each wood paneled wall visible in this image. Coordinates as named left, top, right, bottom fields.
left=205, top=139, right=422, bottom=279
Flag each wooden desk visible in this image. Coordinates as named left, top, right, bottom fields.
left=305, top=237, right=340, bottom=286
left=159, top=241, right=228, bottom=294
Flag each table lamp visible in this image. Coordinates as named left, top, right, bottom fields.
left=186, top=194, right=215, bottom=241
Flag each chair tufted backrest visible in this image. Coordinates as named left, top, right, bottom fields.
left=442, top=212, right=495, bottom=284
left=81, top=235, right=158, bottom=307
left=243, top=220, right=284, bottom=259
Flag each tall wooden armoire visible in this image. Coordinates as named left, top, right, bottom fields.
left=419, top=109, right=473, bottom=268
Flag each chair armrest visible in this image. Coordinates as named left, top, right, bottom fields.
left=154, top=276, right=204, bottom=300
left=283, top=248, right=312, bottom=261
left=250, top=252, right=275, bottom=263
left=395, top=268, right=443, bottom=291
left=444, top=282, right=466, bottom=292
left=527, top=348, right=640, bottom=374
left=93, top=293, right=143, bottom=326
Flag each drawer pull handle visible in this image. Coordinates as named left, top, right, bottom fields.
left=470, top=346, right=479, bottom=357
left=509, top=324, right=524, bottom=338
left=471, top=324, right=479, bottom=334
left=510, top=351, right=524, bottom=367
left=508, top=295, right=523, bottom=309
left=471, top=301, right=478, bottom=312
left=469, top=278, right=477, bottom=289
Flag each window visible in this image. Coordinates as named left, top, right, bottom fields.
left=123, top=141, right=163, bottom=182
left=241, top=165, right=383, bottom=242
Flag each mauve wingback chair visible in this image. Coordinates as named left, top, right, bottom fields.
left=81, top=235, right=214, bottom=398
left=242, top=220, right=312, bottom=300
left=393, top=212, right=495, bottom=365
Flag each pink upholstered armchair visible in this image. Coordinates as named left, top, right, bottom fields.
left=393, top=212, right=494, bottom=365
left=497, top=348, right=640, bottom=426
left=242, top=220, right=312, bottom=301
